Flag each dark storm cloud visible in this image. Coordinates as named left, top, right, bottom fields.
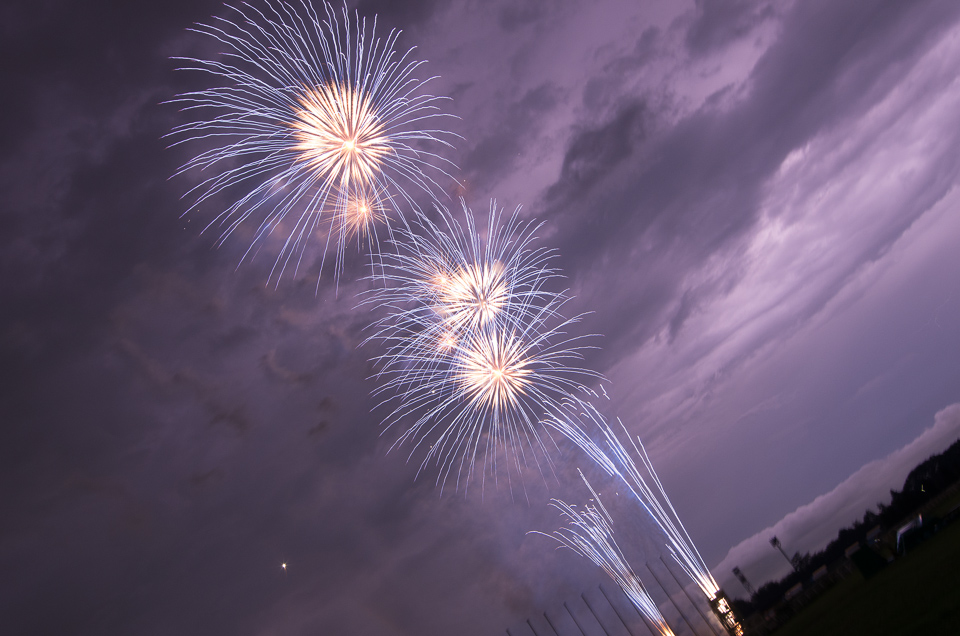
left=1, top=243, right=460, bottom=634
left=581, top=27, right=661, bottom=113
left=497, top=0, right=552, bottom=33
left=0, top=100, right=195, bottom=486
left=352, top=0, right=442, bottom=30
left=542, top=0, right=960, bottom=371
left=0, top=0, right=221, bottom=358
left=461, top=82, right=563, bottom=191
left=0, top=0, right=219, bottom=154
left=1, top=2, right=574, bottom=631
left=684, top=0, right=776, bottom=55
left=547, top=102, right=648, bottom=204
left=5, top=0, right=960, bottom=633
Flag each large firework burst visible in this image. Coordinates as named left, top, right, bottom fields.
left=168, top=0, right=457, bottom=283
left=363, top=201, right=601, bottom=492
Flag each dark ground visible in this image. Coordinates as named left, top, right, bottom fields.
left=772, top=520, right=960, bottom=636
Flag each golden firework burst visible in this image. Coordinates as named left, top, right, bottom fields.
left=337, top=184, right=388, bottom=240
left=457, top=329, right=531, bottom=412
left=431, top=261, right=508, bottom=331
left=437, top=331, right=458, bottom=351
left=290, top=82, right=390, bottom=188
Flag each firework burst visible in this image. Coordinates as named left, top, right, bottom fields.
left=363, top=201, right=602, bottom=492
left=167, top=0, right=457, bottom=283
left=336, top=182, right=390, bottom=243
left=533, top=473, right=676, bottom=636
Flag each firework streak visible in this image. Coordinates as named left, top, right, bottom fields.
left=170, top=2, right=728, bottom=625
left=361, top=200, right=720, bottom=607
left=533, top=472, right=676, bottom=636
left=543, top=399, right=721, bottom=602
left=168, top=0, right=457, bottom=283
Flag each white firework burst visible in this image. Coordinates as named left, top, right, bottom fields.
left=363, top=201, right=602, bottom=492
left=167, top=0, right=457, bottom=284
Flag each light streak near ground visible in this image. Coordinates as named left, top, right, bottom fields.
left=366, top=201, right=723, bottom=610
left=167, top=0, right=457, bottom=284
left=532, top=472, right=676, bottom=636
left=362, top=201, right=602, bottom=493
left=542, top=399, right=722, bottom=602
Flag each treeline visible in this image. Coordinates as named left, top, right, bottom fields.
left=732, top=435, right=960, bottom=617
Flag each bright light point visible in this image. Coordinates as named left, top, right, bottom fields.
left=337, top=184, right=388, bottom=240
left=437, top=333, right=457, bottom=350
left=281, top=563, right=287, bottom=570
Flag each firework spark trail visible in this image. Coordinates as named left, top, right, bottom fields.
left=165, top=2, right=727, bottom=625
left=532, top=472, right=676, bottom=636
left=167, top=0, right=458, bottom=284
left=362, top=201, right=603, bottom=494
left=365, top=201, right=719, bottom=600
left=543, top=399, right=721, bottom=601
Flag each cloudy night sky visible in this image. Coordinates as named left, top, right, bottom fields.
left=4, top=0, right=960, bottom=634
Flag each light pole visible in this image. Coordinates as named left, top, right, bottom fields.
left=732, top=567, right=756, bottom=597
left=769, top=536, right=797, bottom=571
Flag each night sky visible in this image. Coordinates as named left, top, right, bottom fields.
left=4, top=0, right=960, bottom=634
